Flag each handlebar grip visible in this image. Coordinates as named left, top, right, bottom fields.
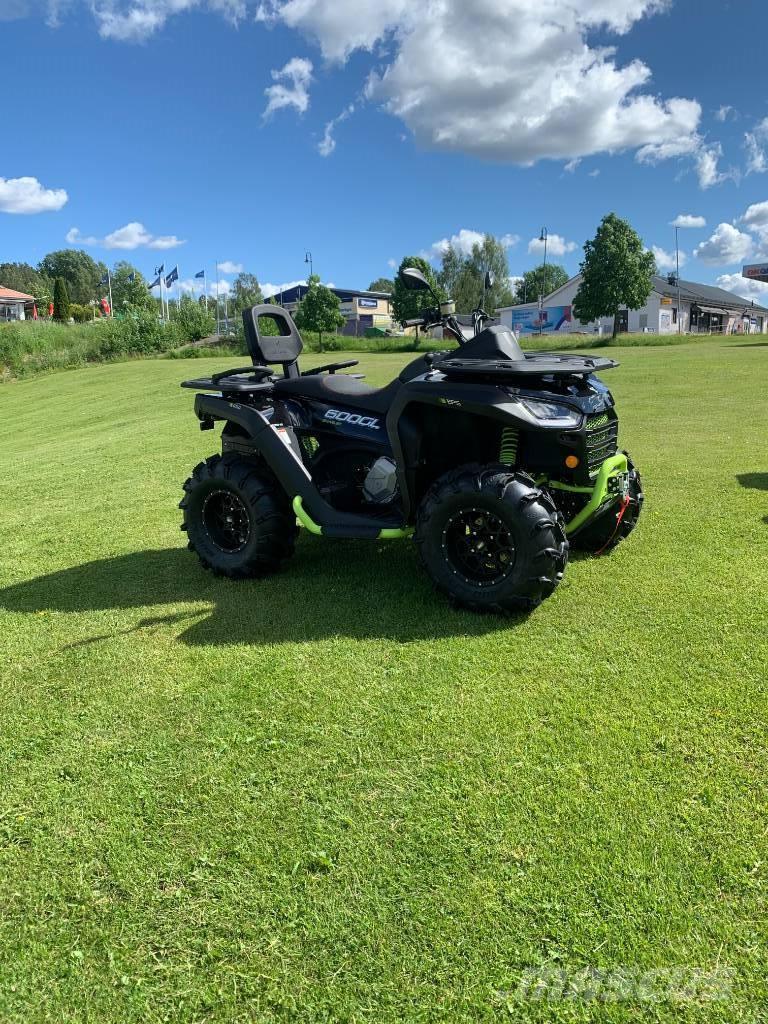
left=403, top=318, right=424, bottom=327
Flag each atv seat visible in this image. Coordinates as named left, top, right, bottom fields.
left=273, top=373, right=401, bottom=415
left=272, top=351, right=435, bottom=414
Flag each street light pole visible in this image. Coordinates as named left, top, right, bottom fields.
left=304, top=250, right=313, bottom=279
left=675, top=226, right=682, bottom=335
left=539, top=226, right=548, bottom=337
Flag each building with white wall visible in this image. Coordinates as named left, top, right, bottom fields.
left=498, top=275, right=768, bottom=337
left=0, top=287, right=35, bottom=321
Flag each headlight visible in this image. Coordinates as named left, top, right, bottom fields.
left=521, top=399, right=582, bottom=427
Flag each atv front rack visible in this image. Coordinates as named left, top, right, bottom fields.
left=434, top=353, right=618, bottom=379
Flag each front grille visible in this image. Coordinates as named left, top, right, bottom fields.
left=585, top=417, right=618, bottom=473
left=586, top=412, right=610, bottom=430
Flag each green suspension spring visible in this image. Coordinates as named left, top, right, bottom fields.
left=499, top=426, right=519, bottom=465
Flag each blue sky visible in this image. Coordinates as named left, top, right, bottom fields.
left=2, top=0, right=768, bottom=300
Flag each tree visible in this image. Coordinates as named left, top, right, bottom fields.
left=294, top=274, right=344, bottom=351
left=53, top=278, right=70, bottom=322
left=391, top=255, right=442, bottom=328
left=573, top=213, right=656, bottom=338
left=436, top=235, right=515, bottom=314
left=110, top=262, right=152, bottom=311
left=0, top=262, right=52, bottom=301
left=230, top=272, right=263, bottom=318
left=436, top=245, right=465, bottom=305
left=39, top=249, right=106, bottom=305
left=367, top=277, right=394, bottom=294
left=513, top=263, right=569, bottom=305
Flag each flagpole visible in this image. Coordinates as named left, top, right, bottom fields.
left=203, top=271, right=208, bottom=311
left=215, top=262, right=221, bottom=334
left=108, top=269, right=114, bottom=318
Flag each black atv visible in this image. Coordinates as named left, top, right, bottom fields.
left=179, top=267, right=643, bottom=613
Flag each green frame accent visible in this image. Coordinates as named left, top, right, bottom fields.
left=561, top=453, right=628, bottom=535
left=292, top=496, right=413, bottom=540
left=293, top=496, right=323, bottom=535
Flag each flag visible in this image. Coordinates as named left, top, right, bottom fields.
left=194, top=269, right=205, bottom=279
left=128, top=272, right=136, bottom=284
left=148, top=275, right=160, bottom=289
left=165, top=266, right=179, bottom=288
left=99, top=272, right=109, bottom=286
left=154, top=264, right=165, bottom=277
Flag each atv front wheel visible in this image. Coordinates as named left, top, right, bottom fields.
left=571, top=455, right=644, bottom=554
left=180, top=454, right=297, bottom=577
left=415, top=464, right=568, bottom=614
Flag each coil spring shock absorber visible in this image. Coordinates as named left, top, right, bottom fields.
left=499, top=426, right=519, bottom=466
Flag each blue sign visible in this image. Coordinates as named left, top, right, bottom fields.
left=511, top=305, right=573, bottom=334
left=358, top=298, right=378, bottom=308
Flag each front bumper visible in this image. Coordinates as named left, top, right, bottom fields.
left=550, top=452, right=629, bottom=536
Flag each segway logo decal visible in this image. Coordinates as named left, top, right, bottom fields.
left=323, top=409, right=381, bottom=430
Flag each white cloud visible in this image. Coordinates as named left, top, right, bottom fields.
left=93, top=0, right=247, bottom=41
left=422, top=228, right=519, bottom=262
left=714, top=105, right=734, bottom=123
left=744, top=117, right=768, bottom=175
left=263, top=56, right=313, bottom=118
left=740, top=199, right=768, bottom=249
left=261, top=279, right=306, bottom=297
left=527, top=233, right=577, bottom=257
left=217, top=260, right=243, bottom=274
left=588, top=168, right=600, bottom=177
left=715, top=272, right=768, bottom=303
left=693, top=223, right=753, bottom=266
left=695, top=143, right=738, bottom=189
left=670, top=213, right=706, bottom=229
left=257, top=0, right=702, bottom=166
left=9, top=2, right=706, bottom=173
left=95, top=5, right=169, bottom=41
left=317, top=103, right=354, bottom=157
left=650, top=245, right=686, bottom=273
left=0, top=175, right=68, bottom=214
left=171, top=277, right=233, bottom=297
left=741, top=200, right=768, bottom=231
left=564, top=158, right=581, bottom=173
left=66, top=227, right=98, bottom=245
left=636, top=135, right=700, bottom=164
left=387, top=258, right=397, bottom=269
left=66, top=221, right=185, bottom=250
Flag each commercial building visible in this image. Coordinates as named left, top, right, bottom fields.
left=0, top=287, right=35, bottom=321
left=264, top=286, right=392, bottom=335
left=498, top=274, right=768, bottom=337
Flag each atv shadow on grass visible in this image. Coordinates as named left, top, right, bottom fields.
left=0, top=537, right=531, bottom=647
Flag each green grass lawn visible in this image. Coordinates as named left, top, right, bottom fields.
left=0, top=340, right=766, bottom=1023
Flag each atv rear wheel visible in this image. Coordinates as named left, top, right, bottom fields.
left=180, top=454, right=297, bottom=578
left=571, top=454, right=644, bottom=554
left=415, top=464, right=568, bottom=614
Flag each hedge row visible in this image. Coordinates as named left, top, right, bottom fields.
left=1, top=304, right=215, bottom=380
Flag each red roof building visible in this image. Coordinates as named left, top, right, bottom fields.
left=0, top=286, right=35, bottom=321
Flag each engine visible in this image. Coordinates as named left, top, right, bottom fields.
left=362, top=456, right=399, bottom=505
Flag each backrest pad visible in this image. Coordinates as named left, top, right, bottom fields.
left=242, top=305, right=304, bottom=367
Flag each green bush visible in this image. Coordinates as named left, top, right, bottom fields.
left=99, top=306, right=181, bottom=357
left=175, top=298, right=216, bottom=342
left=69, top=303, right=93, bottom=323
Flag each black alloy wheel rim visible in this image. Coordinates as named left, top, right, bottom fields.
left=441, top=506, right=516, bottom=586
left=202, top=489, right=251, bottom=552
